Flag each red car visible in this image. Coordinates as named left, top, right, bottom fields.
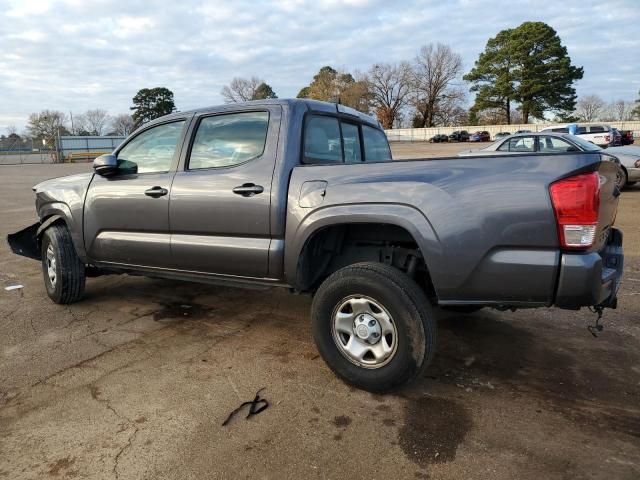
left=470, top=130, right=491, bottom=142
left=621, top=130, right=634, bottom=146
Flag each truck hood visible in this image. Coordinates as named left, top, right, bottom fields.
left=33, top=172, right=94, bottom=194
left=33, top=172, right=94, bottom=221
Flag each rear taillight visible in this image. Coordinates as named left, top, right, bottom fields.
left=549, top=172, right=600, bottom=249
left=605, top=135, right=611, bottom=142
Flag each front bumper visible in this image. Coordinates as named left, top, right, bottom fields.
left=554, top=228, right=623, bottom=309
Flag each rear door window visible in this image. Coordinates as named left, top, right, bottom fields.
left=590, top=126, right=606, bottom=133
left=538, top=136, right=575, bottom=153
left=189, top=112, right=269, bottom=169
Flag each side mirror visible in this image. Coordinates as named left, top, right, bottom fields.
left=93, top=154, right=118, bottom=176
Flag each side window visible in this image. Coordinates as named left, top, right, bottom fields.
left=590, top=126, right=605, bottom=133
left=499, top=136, right=535, bottom=152
left=552, top=128, right=568, bottom=133
left=362, top=125, right=392, bottom=162
left=189, top=112, right=269, bottom=169
left=341, top=122, right=362, bottom=163
left=497, top=139, right=510, bottom=151
left=577, top=126, right=587, bottom=134
left=303, top=116, right=342, bottom=164
left=117, top=121, right=185, bottom=174
left=538, top=136, right=575, bottom=152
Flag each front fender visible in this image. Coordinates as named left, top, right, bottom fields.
left=283, top=203, right=443, bottom=289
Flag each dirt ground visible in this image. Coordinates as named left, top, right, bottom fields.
left=1, top=148, right=639, bottom=479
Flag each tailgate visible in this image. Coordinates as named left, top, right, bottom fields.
left=593, top=153, right=621, bottom=252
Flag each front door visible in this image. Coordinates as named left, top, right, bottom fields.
left=84, top=119, right=187, bottom=268
left=169, top=107, right=281, bottom=277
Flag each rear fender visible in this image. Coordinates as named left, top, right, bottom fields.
left=284, top=204, right=443, bottom=290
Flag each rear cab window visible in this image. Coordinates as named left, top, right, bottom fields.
left=302, top=115, right=391, bottom=164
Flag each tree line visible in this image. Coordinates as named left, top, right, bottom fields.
left=6, top=20, right=640, bottom=148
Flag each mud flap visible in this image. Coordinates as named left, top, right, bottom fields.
left=7, top=222, right=41, bottom=260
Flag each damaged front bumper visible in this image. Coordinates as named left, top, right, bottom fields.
left=7, top=222, right=41, bottom=260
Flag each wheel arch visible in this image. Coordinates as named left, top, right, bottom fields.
left=37, top=202, right=87, bottom=262
left=285, top=204, right=443, bottom=298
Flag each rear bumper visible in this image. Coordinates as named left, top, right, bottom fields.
left=554, top=228, right=623, bottom=309
left=627, top=167, right=640, bottom=183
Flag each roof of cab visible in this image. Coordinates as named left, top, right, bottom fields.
left=157, top=98, right=382, bottom=128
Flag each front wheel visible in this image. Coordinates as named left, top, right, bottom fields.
left=41, top=224, right=86, bottom=304
left=311, top=262, right=436, bottom=393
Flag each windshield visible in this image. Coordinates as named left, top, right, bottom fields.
left=567, top=135, right=602, bottom=152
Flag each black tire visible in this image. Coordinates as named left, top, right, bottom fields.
left=616, top=168, right=627, bottom=190
left=311, top=262, right=436, bottom=393
left=41, top=224, right=86, bottom=304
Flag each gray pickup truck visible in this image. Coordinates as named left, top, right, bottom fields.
left=8, top=99, right=624, bottom=392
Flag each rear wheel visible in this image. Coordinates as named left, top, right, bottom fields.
left=41, top=224, right=86, bottom=304
left=311, top=262, right=436, bottom=393
left=615, top=168, right=627, bottom=190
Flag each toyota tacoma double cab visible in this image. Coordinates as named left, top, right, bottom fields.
left=8, top=99, right=624, bottom=392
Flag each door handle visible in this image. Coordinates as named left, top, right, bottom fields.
left=144, top=186, right=168, bottom=198
left=232, top=183, right=264, bottom=197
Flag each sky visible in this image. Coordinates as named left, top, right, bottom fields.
left=1, top=0, right=639, bottom=131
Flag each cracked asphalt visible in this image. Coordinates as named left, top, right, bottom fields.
left=1, top=147, right=639, bottom=479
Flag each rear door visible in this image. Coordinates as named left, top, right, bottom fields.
left=84, top=119, right=188, bottom=267
left=169, top=106, right=281, bottom=277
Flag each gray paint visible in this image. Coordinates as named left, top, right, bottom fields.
left=27, top=99, right=622, bottom=309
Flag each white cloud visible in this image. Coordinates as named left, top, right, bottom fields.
left=0, top=0, right=638, bottom=131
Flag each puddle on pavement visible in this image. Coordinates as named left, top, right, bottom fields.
left=399, top=396, right=472, bottom=467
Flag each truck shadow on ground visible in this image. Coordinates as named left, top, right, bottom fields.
left=426, top=309, right=640, bottom=438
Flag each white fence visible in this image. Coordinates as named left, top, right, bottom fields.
left=385, top=121, right=640, bottom=142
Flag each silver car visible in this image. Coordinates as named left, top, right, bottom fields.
left=458, top=132, right=596, bottom=157
left=606, top=146, right=640, bottom=187
left=459, top=132, right=636, bottom=189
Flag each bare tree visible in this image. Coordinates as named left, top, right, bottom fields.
left=411, top=43, right=463, bottom=127
left=221, top=77, right=263, bottom=103
left=366, top=62, right=412, bottom=129
left=26, top=110, right=68, bottom=147
left=6, top=124, right=17, bottom=136
left=432, top=89, right=467, bottom=126
left=611, top=100, right=630, bottom=121
left=110, top=114, right=135, bottom=136
left=83, top=109, right=110, bottom=135
left=575, top=95, right=605, bottom=122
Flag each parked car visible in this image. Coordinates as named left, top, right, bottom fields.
left=470, top=130, right=490, bottom=142
left=540, top=124, right=613, bottom=147
left=494, top=132, right=511, bottom=140
left=514, top=129, right=532, bottom=134
left=610, top=128, right=622, bottom=147
left=448, top=130, right=470, bottom=142
left=7, top=99, right=624, bottom=393
left=459, top=132, right=630, bottom=189
left=621, top=130, right=634, bottom=146
left=429, top=134, right=449, bottom=143
left=606, top=146, right=640, bottom=187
